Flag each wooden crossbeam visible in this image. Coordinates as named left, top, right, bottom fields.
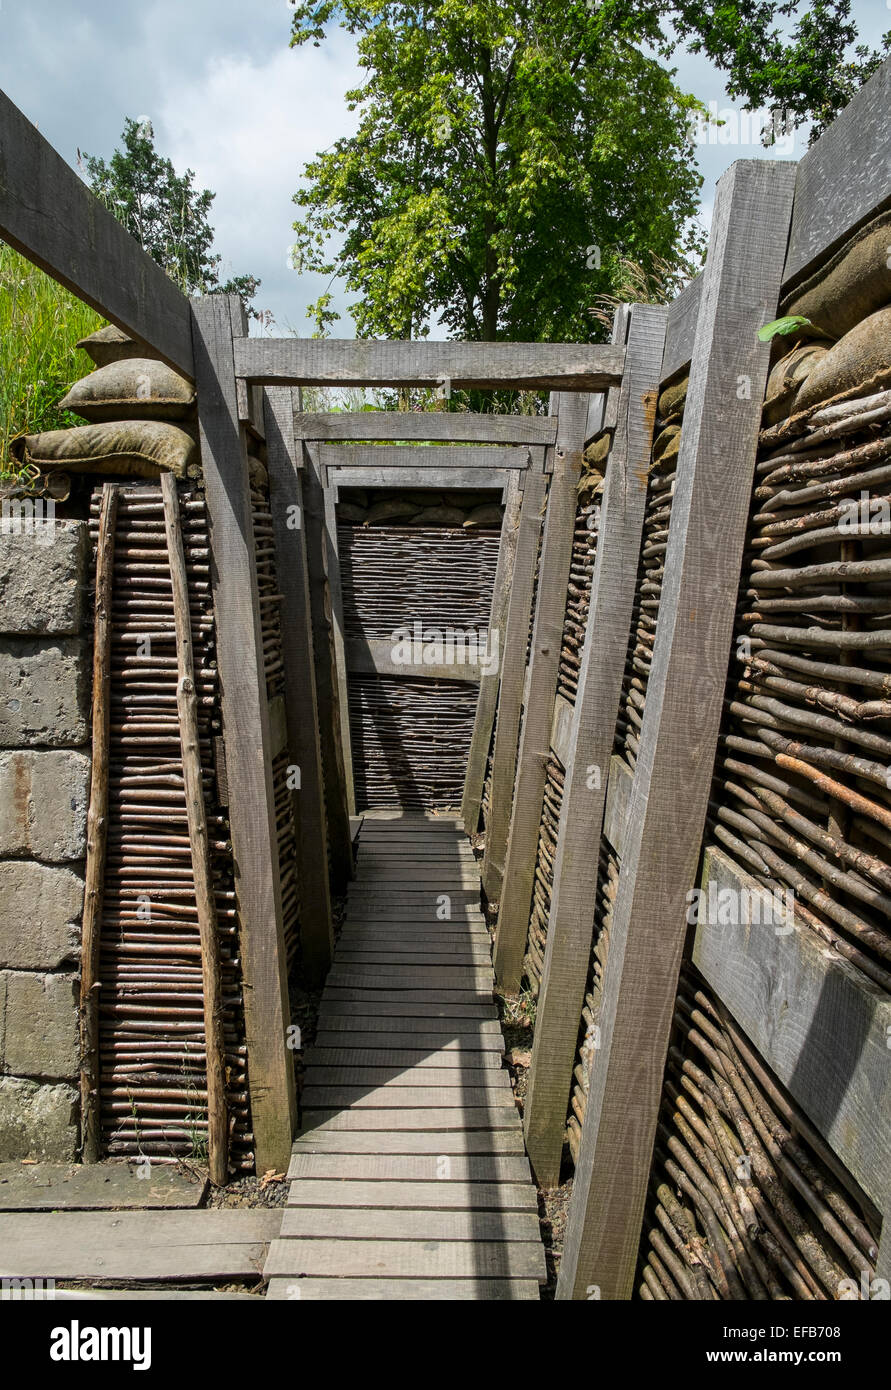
left=293, top=412, right=559, bottom=445
left=332, top=466, right=509, bottom=497
left=0, top=90, right=193, bottom=376
left=318, top=444, right=533, bottom=474
left=234, top=338, right=624, bottom=391
left=346, top=636, right=484, bottom=683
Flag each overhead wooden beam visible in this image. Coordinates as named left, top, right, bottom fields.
left=263, top=387, right=335, bottom=985
left=318, top=444, right=533, bottom=473
left=462, top=473, right=524, bottom=833
left=191, top=294, right=296, bottom=1172
left=0, top=90, right=193, bottom=377
left=346, top=636, right=484, bottom=683
left=783, top=55, right=891, bottom=289
left=234, top=337, right=625, bottom=392
left=321, top=470, right=355, bottom=817
left=332, top=466, right=508, bottom=497
left=556, top=159, right=798, bottom=1301
left=492, top=379, right=608, bottom=982
left=522, top=303, right=667, bottom=1186
left=294, top=412, right=559, bottom=445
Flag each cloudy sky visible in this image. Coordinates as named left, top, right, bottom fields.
left=1, top=1, right=886, bottom=336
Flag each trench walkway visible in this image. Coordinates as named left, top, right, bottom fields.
left=264, top=811, right=547, bottom=1299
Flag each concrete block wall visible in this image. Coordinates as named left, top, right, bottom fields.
left=0, top=519, right=89, bottom=1158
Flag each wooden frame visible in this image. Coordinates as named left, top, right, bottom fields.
left=521, top=303, right=668, bottom=1185
left=293, top=412, right=559, bottom=445
left=556, top=159, right=798, bottom=1299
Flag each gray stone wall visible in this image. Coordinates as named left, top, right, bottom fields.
left=0, top=518, right=89, bottom=1158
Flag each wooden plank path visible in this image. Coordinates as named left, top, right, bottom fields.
left=264, top=813, right=546, bottom=1300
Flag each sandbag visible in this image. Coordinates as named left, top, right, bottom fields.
left=338, top=502, right=369, bottom=523
left=584, top=432, right=612, bottom=467
left=365, top=498, right=418, bottom=524
left=404, top=491, right=444, bottom=507
left=75, top=324, right=156, bottom=368
left=652, top=423, right=681, bottom=467
left=343, top=488, right=369, bottom=509
left=762, top=343, right=828, bottom=426
left=793, top=306, right=891, bottom=414
left=781, top=211, right=891, bottom=342
left=59, top=359, right=195, bottom=422
left=11, top=420, right=197, bottom=480
left=463, top=504, right=503, bottom=528
left=411, top=506, right=466, bottom=526
left=657, top=374, right=688, bottom=422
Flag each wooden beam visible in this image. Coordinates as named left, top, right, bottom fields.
left=295, top=412, right=559, bottom=445
left=523, top=303, right=667, bottom=1185
left=263, top=387, right=336, bottom=984
left=661, top=274, right=702, bottom=386
left=602, top=754, right=633, bottom=860
left=549, top=693, right=573, bottom=768
left=479, top=466, right=549, bottom=900
left=492, top=381, right=607, bottom=982
left=333, top=466, right=508, bottom=497
left=234, top=337, right=625, bottom=392
left=557, top=159, right=798, bottom=1301
left=346, top=635, right=483, bottom=683
left=692, top=845, right=891, bottom=1213
left=462, top=473, right=524, bottom=833
left=301, top=438, right=356, bottom=874
left=783, top=56, right=891, bottom=289
left=0, top=90, right=193, bottom=377
left=190, top=294, right=296, bottom=1173
left=322, top=467, right=355, bottom=816
left=318, top=444, right=533, bottom=475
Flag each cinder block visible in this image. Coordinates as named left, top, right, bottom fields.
left=0, top=1076, right=78, bottom=1160
left=2, top=971, right=79, bottom=1078
left=0, top=750, right=90, bottom=859
left=0, top=638, right=88, bottom=746
left=0, top=518, right=88, bottom=634
left=0, top=863, right=82, bottom=969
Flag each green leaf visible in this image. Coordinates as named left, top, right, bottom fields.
left=758, top=315, right=813, bottom=342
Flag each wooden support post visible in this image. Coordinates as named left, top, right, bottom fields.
left=480, top=466, right=549, bottom=900
left=263, top=387, right=335, bottom=984
left=556, top=159, right=798, bottom=1300
left=492, top=391, right=595, bottom=982
left=301, top=439, right=355, bottom=883
left=79, top=482, right=119, bottom=1164
left=191, top=294, right=296, bottom=1174
left=461, top=472, right=524, bottom=835
left=523, top=303, right=667, bottom=1186
left=161, top=473, right=228, bottom=1187
left=322, top=475, right=356, bottom=816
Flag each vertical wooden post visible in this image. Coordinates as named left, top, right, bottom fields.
left=461, top=470, right=524, bottom=834
left=161, top=472, right=228, bottom=1186
left=300, top=438, right=354, bottom=888
left=263, top=387, right=335, bottom=984
left=523, top=303, right=667, bottom=1186
left=492, top=391, right=592, bottom=980
left=557, top=159, right=798, bottom=1299
left=191, top=294, right=296, bottom=1173
left=79, top=482, right=119, bottom=1164
left=322, top=476, right=356, bottom=815
left=480, top=465, right=548, bottom=899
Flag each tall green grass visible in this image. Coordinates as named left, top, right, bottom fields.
left=1, top=241, right=103, bottom=481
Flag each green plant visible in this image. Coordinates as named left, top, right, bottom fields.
left=0, top=241, right=103, bottom=479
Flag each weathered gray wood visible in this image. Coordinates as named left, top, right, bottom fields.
left=0, top=1210, right=280, bottom=1281
left=0, top=1163, right=207, bottom=1211
left=602, top=753, right=633, bottom=859
left=320, top=443, right=532, bottom=473
left=267, top=1276, right=540, bottom=1299
left=661, top=274, right=702, bottom=385
left=265, top=1237, right=545, bottom=1280
left=549, top=693, right=573, bottom=767
left=191, top=294, right=296, bottom=1171
left=334, top=465, right=508, bottom=496
left=301, top=1085, right=514, bottom=1109
left=345, top=635, right=483, bottom=683
left=306, top=1048, right=502, bottom=1069
left=264, top=387, right=336, bottom=981
left=300, top=435, right=354, bottom=884
left=280, top=1208, right=540, bottom=1242
left=523, top=303, right=667, bottom=1183
left=557, top=159, right=798, bottom=1301
left=294, top=411, right=559, bottom=444
left=321, top=465, right=356, bottom=815
left=319, top=1000, right=497, bottom=1019
left=235, top=337, right=624, bottom=391
left=299, top=1107, right=518, bottom=1131
left=783, top=56, right=891, bottom=288
left=306, top=1067, right=509, bottom=1089
left=692, top=845, right=891, bottom=1213
left=492, top=390, right=594, bottom=952
left=0, top=90, right=194, bottom=375
left=462, top=472, right=524, bottom=833
left=480, top=467, right=549, bottom=898
left=292, top=1127, right=521, bottom=1151
left=285, top=1179, right=535, bottom=1208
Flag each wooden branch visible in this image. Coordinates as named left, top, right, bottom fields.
left=557, top=159, right=798, bottom=1301
left=191, top=293, right=296, bottom=1172
left=79, top=482, right=119, bottom=1165
left=523, top=303, right=667, bottom=1186
left=263, top=388, right=335, bottom=984
left=462, top=472, right=524, bottom=832
left=0, top=90, right=193, bottom=377
left=294, top=412, right=559, bottom=445
left=234, top=337, right=625, bottom=392
left=161, top=472, right=228, bottom=1187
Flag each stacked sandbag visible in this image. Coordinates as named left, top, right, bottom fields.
left=11, top=326, right=199, bottom=484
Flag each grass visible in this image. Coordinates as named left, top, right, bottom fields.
left=0, top=240, right=103, bottom=481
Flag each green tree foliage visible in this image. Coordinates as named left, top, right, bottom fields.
left=80, top=118, right=264, bottom=318
left=288, top=0, right=889, bottom=341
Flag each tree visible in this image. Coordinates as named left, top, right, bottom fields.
left=288, top=0, right=889, bottom=342
left=80, top=118, right=265, bottom=320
